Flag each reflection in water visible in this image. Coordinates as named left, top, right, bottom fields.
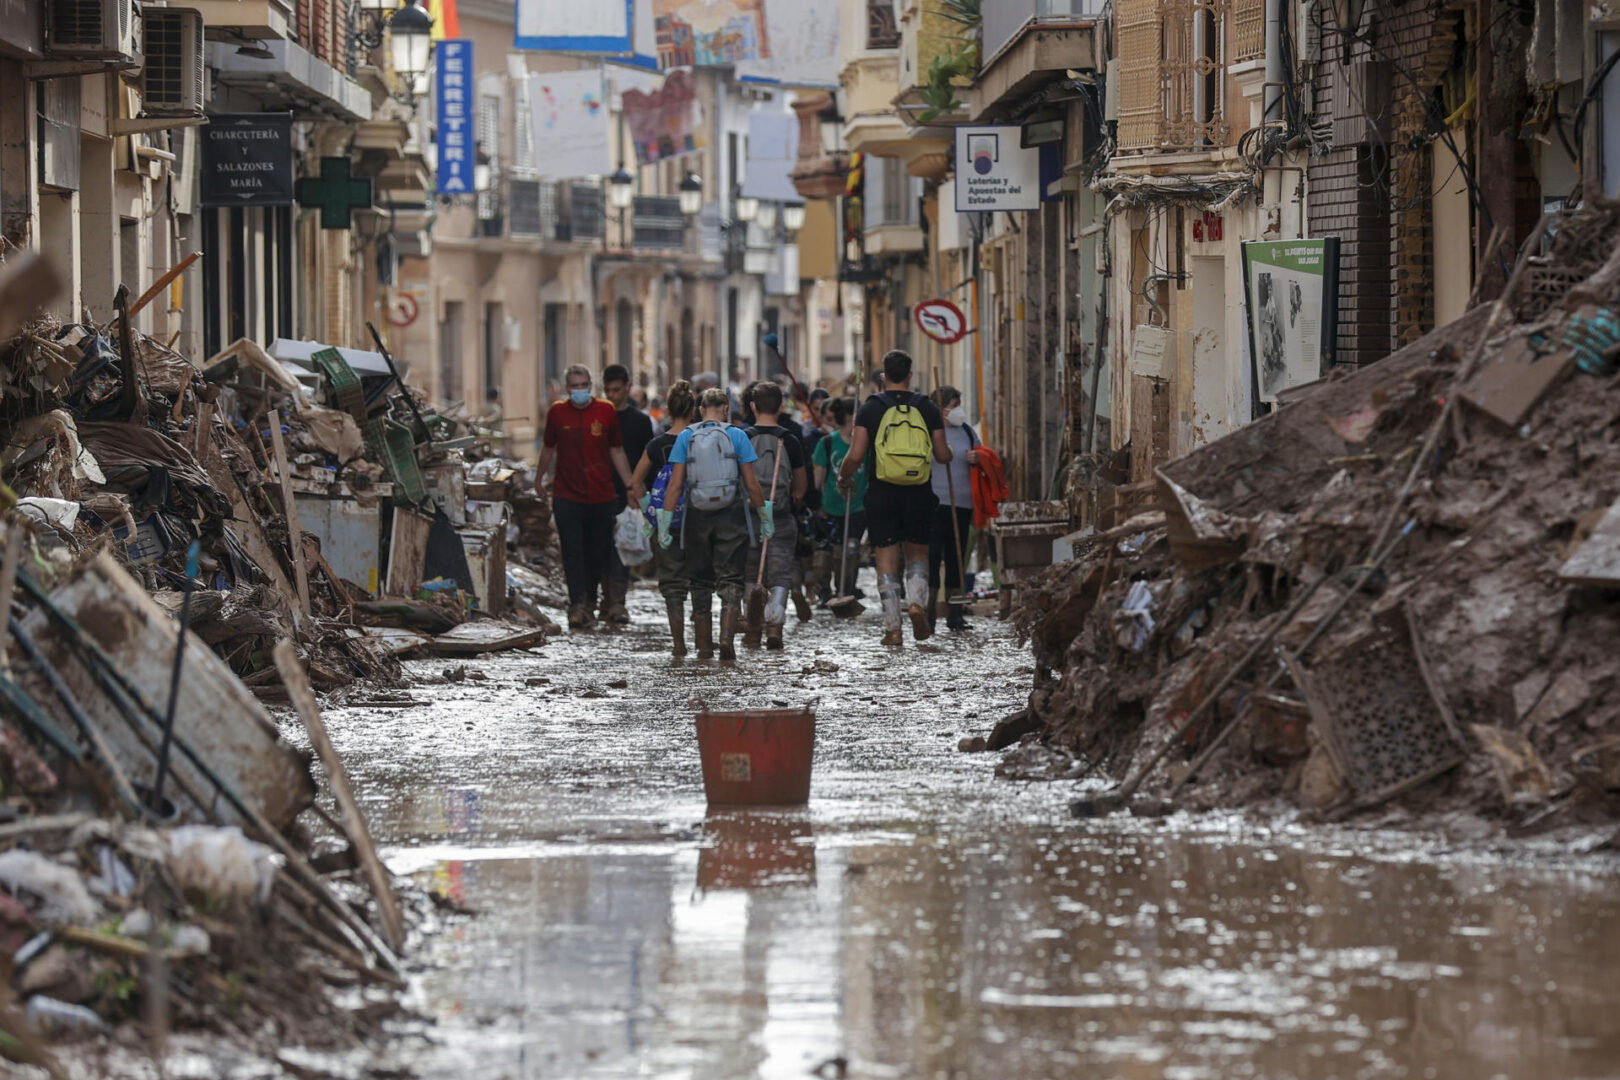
left=310, top=588, right=1620, bottom=1080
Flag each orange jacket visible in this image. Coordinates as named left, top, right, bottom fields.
left=971, top=446, right=1008, bottom=531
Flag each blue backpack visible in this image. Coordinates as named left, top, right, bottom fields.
left=644, top=459, right=685, bottom=532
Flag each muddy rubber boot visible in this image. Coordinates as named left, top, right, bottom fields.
left=905, top=577, right=933, bottom=642
left=603, top=577, right=631, bottom=626
left=947, top=601, right=971, bottom=632
left=743, top=588, right=765, bottom=648
left=567, top=604, right=594, bottom=630
left=693, top=612, right=715, bottom=660
left=666, top=600, right=687, bottom=658
left=719, top=602, right=740, bottom=662
left=791, top=585, right=812, bottom=622
left=879, top=574, right=903, bottom=647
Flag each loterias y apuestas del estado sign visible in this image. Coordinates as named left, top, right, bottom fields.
left=201, top=113, right=295, bottom=207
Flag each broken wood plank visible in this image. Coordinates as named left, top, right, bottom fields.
left=273, top=641, right=405, bottom=955
left=1559, top=497, right=1620, bottom=588
left=1459, top=335, right=1574, bottom=427
left=360, top=626, right=431, bottom=657
left=428, top=621, right=546, bottom=656
left=269, top=410, right=312, bottom=617
left=194, top=423, right=299, bottom=608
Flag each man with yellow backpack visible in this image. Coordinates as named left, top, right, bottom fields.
left=836, top=350, right=953, bottom=646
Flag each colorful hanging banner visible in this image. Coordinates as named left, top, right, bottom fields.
left=435, top=39, right=474, bottom=195
left=526, top=69, right=613, bottom=179
left=427, top=0, right=460, bottom=39
left=652, top=0, right=767, bottom=68
left=621, top=68, right=707, bottom=164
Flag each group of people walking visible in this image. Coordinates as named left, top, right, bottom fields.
left=536, top=348, right=988, bottom=660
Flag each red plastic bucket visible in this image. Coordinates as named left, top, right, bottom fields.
left=694, top=707, right=816, bottom=806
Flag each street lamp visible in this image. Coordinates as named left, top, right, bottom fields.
left=354, top=0, right=393, bottom=48
left=389, top=0, right=433, bottom=103
left=474, top=147, right=492, bottom=194
left=782, top=202, right=806, bottom=233
left=734, top=194, right=759, bottom=223
left=679, top=172, right=704, bottom=217
left=608, top=165, right=635, bottom=211
left=755, top=200, right=778, bottom=231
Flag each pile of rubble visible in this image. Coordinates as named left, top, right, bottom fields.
left=0, top=260, right=559, bottom=1066
left=1009, top=198, right=1620, bottom=839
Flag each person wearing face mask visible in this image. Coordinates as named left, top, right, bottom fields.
left=928, top=386, right=979, bottom=632
left=536, top=364, right=635, bottom=630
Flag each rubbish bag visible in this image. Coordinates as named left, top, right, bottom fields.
left=615, top=506, right=655, bottom=567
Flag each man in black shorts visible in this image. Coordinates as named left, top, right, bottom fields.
left=836, top=350, right=952, bottom=646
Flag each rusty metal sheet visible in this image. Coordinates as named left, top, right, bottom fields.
left=20, top=554, right=315, bottom=830
left=295, top=492, right=383, bottom=595
left=1288, top=604, right=1464, bottom=810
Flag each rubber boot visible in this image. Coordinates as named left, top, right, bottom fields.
left=791, top=584, right=812, bottom=622
left=904, top=561, right=933, bottom=642
left=568, top=604, right=595, bottom=630
left=879, top=574, right=903, bottom=647
left=666, top=599, right=688, bottom=658
left=603, top=576, right=631, bottom=626
left=743, top=587, right=765, bottom=648
left=764, top=586, right=789, bottom=650
left=694, top=611, right=715, bottom=660
left=812, top=550, right=833, bottom=607
left=719, top=602, right=740, bottom=662
left=947, top=600, right=971, bottom=632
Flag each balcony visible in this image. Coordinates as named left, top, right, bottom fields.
left=504, top=179, right=606, bottom=245
left=206, top=37, right=370, bottom=121
left=190, top=0, right=294, bottom=40
left=968, top=6, right=1101, bottom=121
left=841, top=53, right=911, bottom=158
left=631, top=196, right=686, bottom=250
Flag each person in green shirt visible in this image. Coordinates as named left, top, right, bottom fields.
left=811, top=396, right=867, bottom=602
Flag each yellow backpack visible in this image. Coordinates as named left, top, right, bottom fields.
left=873, top=392, right=933, bottom=485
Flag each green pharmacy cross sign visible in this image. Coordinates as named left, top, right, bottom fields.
left=296, top=157, right=373, bottom=229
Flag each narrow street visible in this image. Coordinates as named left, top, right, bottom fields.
left=301, top=585, right=1620, bottom=1080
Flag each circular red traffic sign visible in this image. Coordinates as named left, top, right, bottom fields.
left=388, top=293, right=420, bottom=327
left=914, top=299, right=968, bottom=344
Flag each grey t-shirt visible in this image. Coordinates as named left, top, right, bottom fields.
left=931, top=423, right=978, bottom=507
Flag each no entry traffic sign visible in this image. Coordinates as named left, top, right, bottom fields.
left=914, top=299, right=969, bottom=344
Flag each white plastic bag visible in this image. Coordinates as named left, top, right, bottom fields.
left=614, top=506, right=654, bottom=567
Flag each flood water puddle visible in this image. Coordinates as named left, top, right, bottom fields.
left=315, top=586, right=1620, bottom=1080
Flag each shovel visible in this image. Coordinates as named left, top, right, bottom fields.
left=827, top=498, right=864, bottom=618
left=943, top=452, right=973, bottom=606
left=747, top=439, right=787, bottom=638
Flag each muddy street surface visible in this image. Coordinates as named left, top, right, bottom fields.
left=311, top=584, right=1620, bottom=1080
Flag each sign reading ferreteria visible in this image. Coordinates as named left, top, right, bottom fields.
left=201, top=113, right=295, bottom=207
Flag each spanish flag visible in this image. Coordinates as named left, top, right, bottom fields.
left=428, top=0, right=460, bottom=39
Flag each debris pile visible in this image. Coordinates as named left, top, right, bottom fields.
left=1012, top=199, right=1620, bottom=836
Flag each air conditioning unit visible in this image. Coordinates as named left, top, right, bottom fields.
left=46, top=0, right=138, bottom=61
left=141, top=7, right=206, bottom=117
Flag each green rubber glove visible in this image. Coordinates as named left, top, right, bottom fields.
left=638, top=492, right=652, bottom=512
left=759, top=503, right=776, bottom=541
left=656, top=508, right=675, bottom=549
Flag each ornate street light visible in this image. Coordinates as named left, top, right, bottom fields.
left=782, top=202, right=806, bottom=233
left=755, top=200, right=778, bottom=231
left=734, top=194, right=759, bottom=223
left=608, top=165, right=635, bottom=211
left=389, top=0, right=433, bottom=103
left=354, top=0, right=394, bottom=49
left=678, top=171, right=704, bottom=217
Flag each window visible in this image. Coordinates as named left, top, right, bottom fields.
left=543, top=303, right=565, bottom=395
left=867, top=0, right=899, bottom=50
left=483, top=302, right=504, bottom=398
left=509, top=179, right=543, bottom=236
left=441, top=302, right=464, bottom=403
left=477, top=93, right=501, bottom=221
left=1117, top=0, right=1230, bottom=153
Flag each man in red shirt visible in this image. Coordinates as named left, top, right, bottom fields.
left=536, top=364, right=635, bottom=629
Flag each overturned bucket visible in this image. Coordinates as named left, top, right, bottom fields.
left=695, top=707, right=816, bottom=806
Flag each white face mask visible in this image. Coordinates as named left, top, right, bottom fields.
left=946, top=407, right=966, bottom=427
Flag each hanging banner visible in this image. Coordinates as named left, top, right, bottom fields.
left=515, top=0, right=633, bottom=53
left=527, top=69, right=613, bottom=179
left=652, top=0, right=768, bottom=68
left=435, top=40, right=474, bottom=196
left=622, top=68, right=706, bottom=164
left=734, top=0, right=839, bottom=87
left=1242, top=238, right=1342, bottom=404
left=739, top=112, right=797, bottom=202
